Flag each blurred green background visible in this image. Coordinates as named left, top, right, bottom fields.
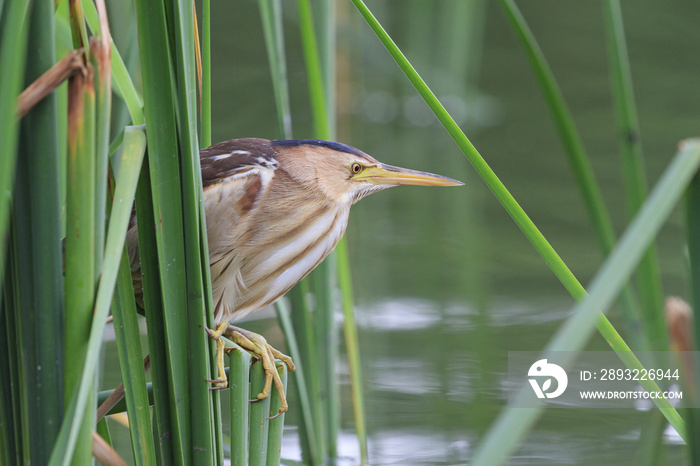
left=97, top=0, right=698, bottom=463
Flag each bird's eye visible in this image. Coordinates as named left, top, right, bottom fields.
left=351, top=163, right=362, bottom=174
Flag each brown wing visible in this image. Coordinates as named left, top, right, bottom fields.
left=200, top=138, right=280, bottom=188
left=128, top=138, right=279, bottom=310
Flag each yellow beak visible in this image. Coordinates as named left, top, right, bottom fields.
left=352, top=163, right=464, bottom=187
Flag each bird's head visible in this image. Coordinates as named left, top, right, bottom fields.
left=273, top=139, right=463, bottom=205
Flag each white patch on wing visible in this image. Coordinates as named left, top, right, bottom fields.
left=210, top=150, right=250, bottom=161
left=218, top=166, right=274, bottom=186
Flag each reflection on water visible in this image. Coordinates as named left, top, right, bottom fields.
left=357, top=299, right=446, bottom=331
left=279, top=431, right=362, bottom=466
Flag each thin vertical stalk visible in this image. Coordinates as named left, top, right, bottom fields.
left=312, top=258, right=340, bottom=457
left=201, top=0, right=212, bottom=147
left=335, top=240, right=368, bottom=465
left=3, top=248, right=24, bottom=464
left=290, top=282, right=326, bottom=462
left=0, top=0, right=30, bottom=279
left=88, top=27, right=111, bottom=463
left=112, top=249, right=156, bottom=466
left=195, top=4, right=219, bottom=454
left=296, top=0, right=329, bottom=138
left=258, top=0, right=292, bottom=138
left=64, top=63, right=96, bottom=466
left=90, top=0, right=112, bottom=276
left=110, top=127, right=155, bottom=466
left=200, top=192, right=223, bottom=464
left=133, top=0, right=190, bottom=460
left=1, top=282, right=18, bottom=465
left=275, top=300, right=320, bottom=464
left=312, top=0, right=335, bottom=134
left=171, top=0, right=216, bottom=460
left=229, top=348, right=252, bottom=466
left=134, top=157, right=174, bottom=464
left=602, top=0, right=665, bottom=350
left=68, top=0, right=88, bottom=52
left=248, top=360, right=271, bottom=465
left=311, top=0, right=341, bottom=456
left=686, top=166, right=700, bottom=461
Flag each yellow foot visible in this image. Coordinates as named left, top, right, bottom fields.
left=205, top=322, right=295, bottom=416
left=205, top=322, right=230, bottom=389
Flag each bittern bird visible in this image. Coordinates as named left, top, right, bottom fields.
left=127, top=138, right=462, bottom=415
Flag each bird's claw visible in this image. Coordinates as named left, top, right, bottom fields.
left=205, top=323, right=294, bottom=415
left=205, top=376, right=227, bottom=390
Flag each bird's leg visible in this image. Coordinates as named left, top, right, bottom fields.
left=205, top=323, right=295, bottom=415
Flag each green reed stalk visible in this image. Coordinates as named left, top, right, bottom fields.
left=0, top=288, right=16, bottom=465
left=133, top=0, right=191, bottom=461
left=289, top=281, right=327, bottom=462
left=686, top=166, right=700, bottom=461
left=91, top=33, right=111, bottom=462
left=112, top=252, right=156, bottom=465
left=601, top=0, right=666, bottom=350
left=197, top=0, right=223, bottom=459
left=171, top=0, right=219, bottom=460
left=64, top=60, right=97, bottom=466
left=201, top=0, right=212, bottom=146
left=259, top=0, right=293, bottom=139
left=313, top=0, right=335, bottom=133
left=601, top=2, right=668, bottom=459
left=312, top=258, right=341, bottom=456
left=297, top=0, right=329, bottom=138
left=110, top=127, right=155, bottom=466
left=276, top=299, right=321, bottom=463
left=249, top=360, right=272, bottom=465
left=0, top=0, right=30, bottom=280
left=335, top=240, right=369, bottom=465
left=133, top=157, right=174, bottom=463
left=229, top=348, right=252, bottom=465
left=91, top=4, right=112, bottom=275
left=2, top=256, right=22, bottom=465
